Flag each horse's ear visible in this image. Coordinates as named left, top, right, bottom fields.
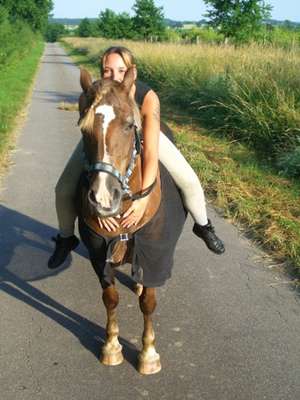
left=122, top=67, right=136, bottom=94
left=80, top=68, right=93, bottom=92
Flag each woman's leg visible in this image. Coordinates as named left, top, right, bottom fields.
left=158, top=132, right=208, bottom=226
left=48, top=139, right=85, bottom=269
left=158, top=131, right=225, bottom=254
left=55, top=139, right=85, bottom=237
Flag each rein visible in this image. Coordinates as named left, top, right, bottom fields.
left=84, top=127, right=156, bottom=201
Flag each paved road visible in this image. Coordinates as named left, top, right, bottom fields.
left=0, top=43, right=299, bottom=400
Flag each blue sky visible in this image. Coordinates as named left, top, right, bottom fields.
left=53, top=1, right=300, bottom=23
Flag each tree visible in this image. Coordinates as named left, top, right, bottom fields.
left=0, top=5, right=9, bottom=23
left=132, top=0, right=166, bottom=40
left=203, top=0, right=272, bottom=43
left=45, top=22, right=66, bottom=42
left=0, top=0, right=53, bottom=32
left=78, top=18, right=97, bottom=37
left=97, top=9, right=134, bottom=39
left=116, top=12, right=135, bottom=39
left=97, top=9, right=119, bottom=38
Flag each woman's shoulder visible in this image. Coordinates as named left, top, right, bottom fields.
left=135, top=80, right=153, bottom=107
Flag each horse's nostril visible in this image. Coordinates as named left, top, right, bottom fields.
left=113, top=188, right=121, bottom=201
left=88, top=189, right=97, bottom=204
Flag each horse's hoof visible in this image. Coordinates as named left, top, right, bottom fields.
left=134, top=283, right=143, bottom=297
left=138, top=353, right=162, bottom=375
left=100, top=345, right=124, bottom=366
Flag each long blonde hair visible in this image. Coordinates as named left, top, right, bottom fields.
left=79, top=47, right=141, bottom=133
left=100, top=46, right=136, bottom=76
left=100, top=46, right=141, bottom=130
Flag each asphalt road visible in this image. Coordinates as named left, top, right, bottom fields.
left=0, top=43, right=299, bottom=400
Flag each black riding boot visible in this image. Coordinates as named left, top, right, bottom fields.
left=48, top=234, right=80, bottom=269
left=193, top=219, right=225, bottom=254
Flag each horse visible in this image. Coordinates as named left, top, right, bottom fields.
left=77, top=67, right=186, bottom=374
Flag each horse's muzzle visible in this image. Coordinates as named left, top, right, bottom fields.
left=87, top=187, right=122, bottom=217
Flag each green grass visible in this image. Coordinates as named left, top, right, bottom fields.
left=62, top=37, right=300, bottom=169
left=61, top=37, right=300, bottom=277
left=0, top=39, right=44, bottom=161
left=169, top=119, right=300, bottom=269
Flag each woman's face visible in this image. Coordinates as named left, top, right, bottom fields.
left=103, top=53, right=128, bottom=83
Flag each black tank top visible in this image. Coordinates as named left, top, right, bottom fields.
left=135, top=80, right=152, bottom=107
left=134, top=80, right=175, bottom=143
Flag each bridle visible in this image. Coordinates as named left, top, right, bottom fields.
left=84, top=126, right=156, bottom=201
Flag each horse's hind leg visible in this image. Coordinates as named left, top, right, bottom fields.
left=101, top=285, right=124, bottom=366
left=138, top=287, right=162, bottom=375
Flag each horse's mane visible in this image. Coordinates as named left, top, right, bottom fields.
left=79, top=80, right=113, bottom=133
left=79, top=79, right=141, bottom=134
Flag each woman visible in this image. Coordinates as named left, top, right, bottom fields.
left=48, top=46, right=225, bottom=269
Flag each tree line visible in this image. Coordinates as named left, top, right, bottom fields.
left=0, top=0, right=53, bottom=32
left=46, top=0, right=165, bottom=42
left=72, top=0, right=275, bottom=44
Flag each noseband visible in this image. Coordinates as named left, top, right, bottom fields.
left=84, top=127, right=156, bottom=201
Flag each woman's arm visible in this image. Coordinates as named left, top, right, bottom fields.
left=140, top=89, right=160, bottom=189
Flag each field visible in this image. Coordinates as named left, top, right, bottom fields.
left=62, top=37, right=300, bottom=275
left=64, top=37, right=300, bottom=169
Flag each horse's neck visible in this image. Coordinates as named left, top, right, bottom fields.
left=130, top=155, right=143, bottom=190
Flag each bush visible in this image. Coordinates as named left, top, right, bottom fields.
left=277, top=144, right=300, bottom=178
left=0, top=18, right=36, bottom=67
left=45, top=23, right=66, bottom=42
left=63, top=37, right=300, bottom=177
left=179, top=27, right=224, bottom=44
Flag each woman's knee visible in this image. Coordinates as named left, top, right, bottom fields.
left=180, top=167, right=204, bottom=189
left=55, top=180, right=76, bottom=200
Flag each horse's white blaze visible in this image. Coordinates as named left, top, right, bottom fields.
left=92, top=172, right=112, bottom=207
left=94, top=104, right=116, bottom=205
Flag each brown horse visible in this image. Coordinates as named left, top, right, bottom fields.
left=77, top=68, right=186, bottom=374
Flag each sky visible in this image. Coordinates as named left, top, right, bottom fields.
left=52, top=1, right=300, bottom=23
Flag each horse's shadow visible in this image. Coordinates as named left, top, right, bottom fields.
left=0, top=205, right=140, bottom=369
left=34, top=89, right=80, bottom=104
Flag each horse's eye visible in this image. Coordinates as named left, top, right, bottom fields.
left=125, top=122, right=135, bottom=132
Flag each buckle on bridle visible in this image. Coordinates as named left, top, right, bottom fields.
left=119, top=233, right=129, bottom=241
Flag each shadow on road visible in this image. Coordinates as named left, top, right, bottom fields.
left=34, top=89, right=79, bottom=104
left=41, top=61, right=75, bottom=66
left=0, top=205, right=141, bottom=370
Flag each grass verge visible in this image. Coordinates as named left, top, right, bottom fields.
left=0, top=39, right=44, bottom=170
left=61, top=38, right=300, bottom=278
left=167, top=115, right=300, bottom=275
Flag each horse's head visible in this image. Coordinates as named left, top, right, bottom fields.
left=78, top=68, right=140, bottom=218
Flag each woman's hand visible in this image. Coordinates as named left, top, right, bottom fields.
left=97, top=216, right=120, bottom=232
left=121, top=197, right=149, bottom=228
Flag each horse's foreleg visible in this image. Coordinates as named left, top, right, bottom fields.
left=101, top=285, right=124, bottom=366
left=138, top=287, right=161, bottom=375
left=134, top=282, right=143, bottom=297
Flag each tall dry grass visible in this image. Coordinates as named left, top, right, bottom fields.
left=63, top=37, right=300, bottom=272
left=64, top=37, right=300, bottom=171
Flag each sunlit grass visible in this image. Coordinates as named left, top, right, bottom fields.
left=63, top=37, right=300, bottom=161
left=171, top=120, right=300, bottom=270
left=0, top=40, right=44, bottom=163
left=62, top=37, right=300, bottom=274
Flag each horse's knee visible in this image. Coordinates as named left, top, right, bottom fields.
left=102, top=286, right=119, bottom=310
left=139, top=288, right=157, bottom=315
